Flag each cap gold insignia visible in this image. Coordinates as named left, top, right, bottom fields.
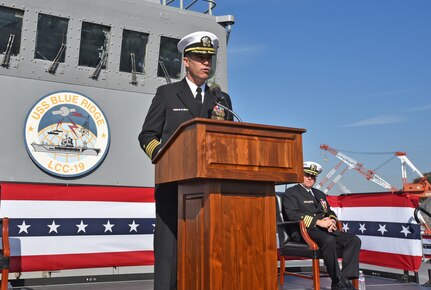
left=201, top=36, right=212, bottom=47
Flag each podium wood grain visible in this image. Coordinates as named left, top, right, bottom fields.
left=153, top=118, right=305, bottom=290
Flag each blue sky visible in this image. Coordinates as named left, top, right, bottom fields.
left=215, top=0, right=431, bottom=194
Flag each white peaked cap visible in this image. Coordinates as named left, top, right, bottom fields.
left=303, top=161, right=323, bottom=176
left=177, top=31, right=219, bottom=55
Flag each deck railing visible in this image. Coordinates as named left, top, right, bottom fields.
left=161, top=0, right=216, bottom=15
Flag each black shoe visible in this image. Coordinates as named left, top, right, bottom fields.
left=331, top=277, right=354, bottom=290
left=331, top=280, right=347, bottom=290
left=344, top=280, right=356, bottom=290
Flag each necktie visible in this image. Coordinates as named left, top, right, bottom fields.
left=308, top=189, right=314, bottom=197
left=195, top=87, right=203, bottom=109
left=309, top=189, right=319, bottom=204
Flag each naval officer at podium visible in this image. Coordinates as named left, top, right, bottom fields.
left=138, top=31, right=233, bottom=290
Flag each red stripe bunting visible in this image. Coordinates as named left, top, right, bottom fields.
left=0, top=182, right=155, bottom=202
left=10, top=251, right=154, bottom=272
left=327, top=192, right=419, bottom=208
left=360, top=249, right=421, bottom=272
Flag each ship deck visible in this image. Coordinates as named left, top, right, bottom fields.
left=8, top=263, right=431, bottom=290
left=8, top=276, right=431, bottom=290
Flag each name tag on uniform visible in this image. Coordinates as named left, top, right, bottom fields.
left=173, top=108, right=189, bottom=112
left=303, top=200, right=314, bottom=204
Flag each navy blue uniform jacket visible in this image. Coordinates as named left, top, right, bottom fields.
left=283, top=184, right=338, bottom=229
left=138, top=78, right=233, bottom=160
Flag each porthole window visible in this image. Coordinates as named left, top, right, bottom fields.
left=120, top=29, right=149, bottom=74
left=0, top=6, right=23, bottom=57
left=35, top=14, right=68, bottom=62
left=79, top=22, right=110, bottom=68
left=157, top=36, right=181, bottom=80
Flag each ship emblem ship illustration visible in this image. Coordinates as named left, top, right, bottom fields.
left=31, top=133, right=101, bottom=156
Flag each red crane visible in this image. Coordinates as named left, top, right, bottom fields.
left=315, top=161, right=350, bottom=194
left=320, top=144, right=398, bottom=192
left=395, top=151, right=431, bottom=195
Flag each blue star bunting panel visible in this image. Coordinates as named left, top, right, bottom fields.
left=0, top=183, right=155, bottom=272
left=327, top=193, right=422, bottom=272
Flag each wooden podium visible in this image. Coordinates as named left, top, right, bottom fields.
left=153, top=118, right=305, bottom=290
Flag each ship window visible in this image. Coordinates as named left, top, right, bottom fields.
left=35, top=14, right=68, bottom=62
left=0, top=6, right=23, bottom=56
left=79, top=22, right=110, bottom=68
left=157, top=36, right=181, bottom=80
left=119, top=29, right=149, bottom=74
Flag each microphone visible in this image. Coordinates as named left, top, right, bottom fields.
left=210, top=83, right=225, bottom=102
left=209, top=84, right=242, bottom=122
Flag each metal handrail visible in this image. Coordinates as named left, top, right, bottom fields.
left=414, top=206, right=431, bottom=236
left=162, top=0, right=216, bottom=14
left=414, top=207, right=431, bottom=224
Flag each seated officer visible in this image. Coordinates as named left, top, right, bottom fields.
left=282, top=161, right=361, bottom=290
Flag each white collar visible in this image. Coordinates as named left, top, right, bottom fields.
left=300, top=183, right=313, bottom=192
left=185, top=77, right=206, bottom=95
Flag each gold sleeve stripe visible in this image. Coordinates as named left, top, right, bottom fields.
left=328, top=214, right=337, bottom=220
left=303, top=216, right=310, bottom=228
left=145, top=139, right=160, bottom=158
left=146, top=139, right=160, bottom=157
left=303, top=215, right=313, bottom=228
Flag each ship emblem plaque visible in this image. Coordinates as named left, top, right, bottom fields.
left=24, top=91, right=110, bottom=178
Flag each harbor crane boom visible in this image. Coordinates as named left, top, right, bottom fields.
left=316, top=161, right=344, bottom=190
left=322, top=165, right=350, bottom=194
left=315, top=161, right=351, bottom=193
left=320, top=144, right=399, bottom=192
